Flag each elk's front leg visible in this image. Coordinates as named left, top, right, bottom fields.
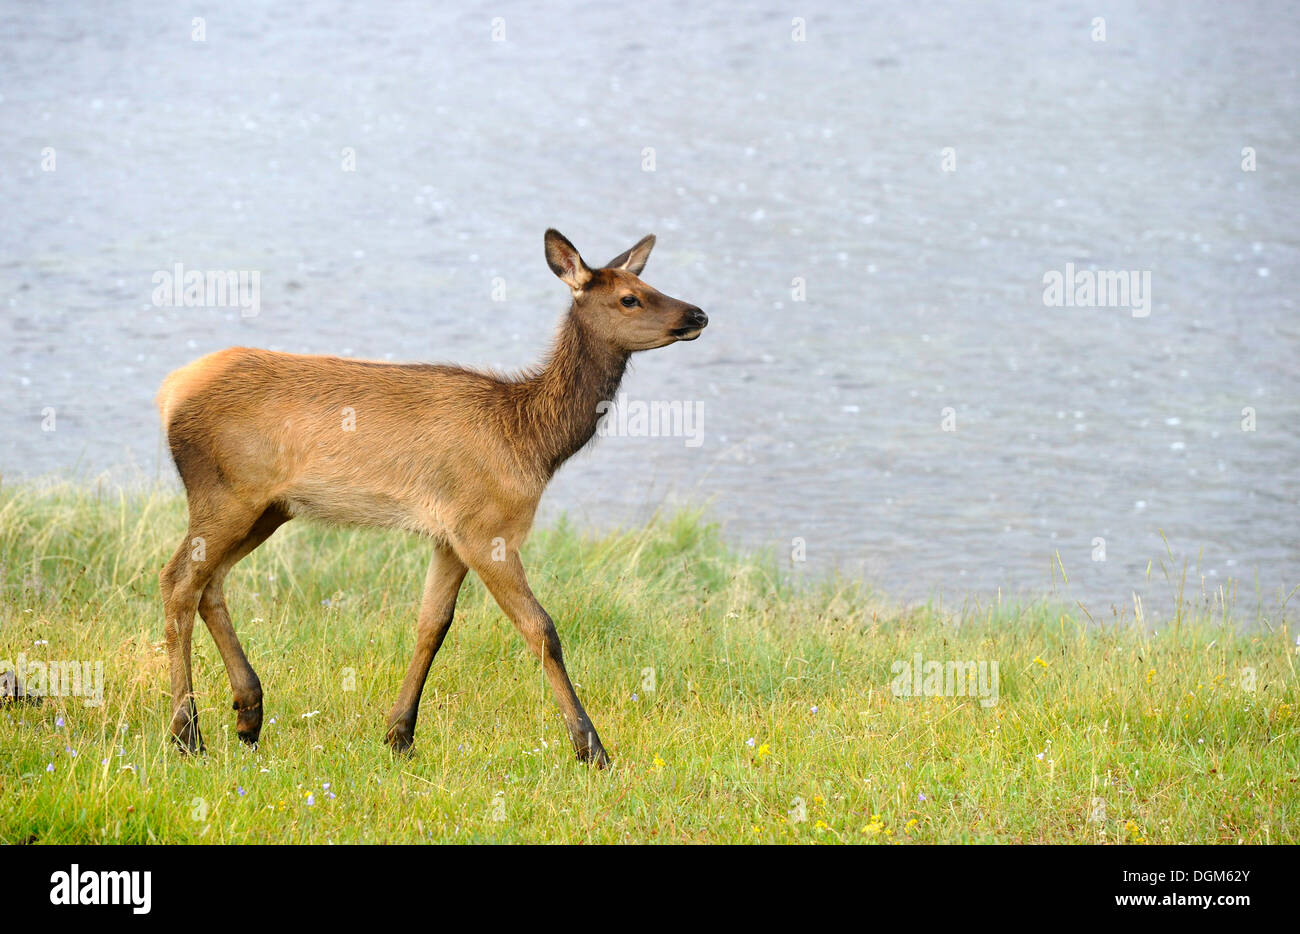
left=468, top=550, right=610, bottom=768
left=386, top=543, right=468, bottom=753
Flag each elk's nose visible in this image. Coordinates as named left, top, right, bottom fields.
left=685, top=307, right=708, bottom=328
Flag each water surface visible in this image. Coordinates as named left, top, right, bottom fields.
left=2, top=0, right=1298, bottom=617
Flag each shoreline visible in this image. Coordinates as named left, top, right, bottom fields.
left=1, top=483, right=1295, bottom=843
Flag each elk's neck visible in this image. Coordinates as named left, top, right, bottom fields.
left=520, top=311, right=629, bottom=476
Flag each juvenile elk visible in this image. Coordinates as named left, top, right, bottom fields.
left=156, top=230, right=706, bottom=768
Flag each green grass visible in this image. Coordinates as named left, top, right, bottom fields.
left=0, top=483, right=1296, bottom=844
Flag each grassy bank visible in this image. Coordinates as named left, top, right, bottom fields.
left=0, top=484, right=1295, bottom=844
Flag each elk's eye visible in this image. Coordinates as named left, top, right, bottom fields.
left=620, top=295, right=640, bottom=308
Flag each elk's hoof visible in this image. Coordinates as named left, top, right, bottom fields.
left=170, top=719, right=205, bottom=756
left=385, top=720, right=415, bottom=755
left=170, top=699, right=205, bottom=754
left=234, top=700, right=263, bottom=746
left=578, top=744, right=611, bottom=769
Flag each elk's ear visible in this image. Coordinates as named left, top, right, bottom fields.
left=605, top=234, right=656, bottom=276
left=544, top=229, right=593, bottom=291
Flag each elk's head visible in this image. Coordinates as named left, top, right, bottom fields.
left=544, top=229, right=708, bottom=351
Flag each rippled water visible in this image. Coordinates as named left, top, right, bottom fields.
left=2, top=1, right=1298, bottom=616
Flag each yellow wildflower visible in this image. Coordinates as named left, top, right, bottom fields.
left=861, top=814, right=886, bottom=835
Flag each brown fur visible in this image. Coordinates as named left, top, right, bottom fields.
left=156, top=229, right=706, bottom=767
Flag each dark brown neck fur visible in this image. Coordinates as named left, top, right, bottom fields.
left=514, top=309, right=629, bottom=476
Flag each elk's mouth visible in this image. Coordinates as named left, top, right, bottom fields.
left=672, top=325, right=705, bottom=341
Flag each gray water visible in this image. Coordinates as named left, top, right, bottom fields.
left=2, top=1, right=1298, bottom=618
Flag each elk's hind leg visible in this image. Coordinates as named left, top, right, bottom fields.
left=161, top=487, right=264, bottom=754
left=160, top=538, right=204, bottom=752
left=198, top=504, right=289, bottom=746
